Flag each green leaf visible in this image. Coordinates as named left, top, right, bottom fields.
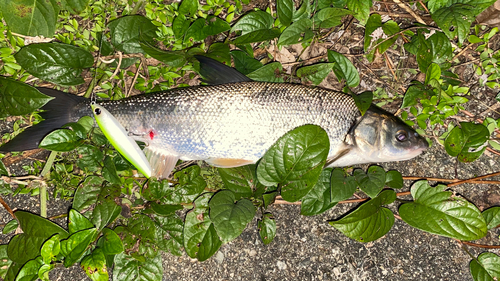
left=108, top=15, right=157, bottom=54
left=81, top=248, right=108, bottom=281
left=39, top=129, right=82, bottom=152
left=0, top=245, right=13, bottom=279
left=40, top=234, right=60, bottom=264
left=399, top=181, right=487, bottom=240
left=347, top=0, right=372, bottom=25
left=401, top=84, right=428, bottom=108
left=0, top=78, right=53, bottom=118
left=209, top=190, right=256, bottom=243
left=7, top=211, right=68, bottom=264
left=377, top=21, right=400, bottom=54
left=277, top=0, right=294, bottom=26
left=314, top=8, right=353, bottom=29
left=231, top=28, right=281, bottom=44
left=76, top=145, right=103, bottom=172
left=0, top=159, right=7, bottom=176
left=330, top=190, right=396, bottom=242
left=150, top=202, right=183, bottom=216
left=61, top=0, right=90, bottom=14
left=385, top=170, right=403, bottom=189
left=351, top=91, right=373, bottom=116
left=140, top=43, right=186, bottom=68
left=482, top=207, right=500, bottom=230
left=91, top=199, right=121, bottom=231
left=153, top=215, right=184, bottom=256
left=60, top=228, right=98, bottom=267
left=0, top=0, right=58, bottom=37
left=470, top=252, right=500, bottom=281
left=301, top=168, right=337, bottom=216
left=2, top=219, right=18, bottom=234
left=68, top=209, right=94, bottom=234
left=247, top=62, right=283, bottom=82
left=15, top=43, right=93, bottom=86
left=72, top=176, right=103, bottom=212
left=218, top=165, right=257, bottom=199
left=178, top=0, right=198, bottom=16
left=258, top=213, right=276, bottom=245
left=330, top=168, right=357, bottom=202
left=99, top=228, right=124, bottom=255
left=457, top=122, right=490, bottom=162
left=102, top=156, right=121, bottom=185
left=231, top=11, right=274, bottom=35
left=364, top=14, right=382, bottom=52
left=278, top=18, right=313, bottom=46
left=296, top=63, right=334, bottom=86
left=328, top=50, right=360, bottom=87
left=444, top=126, right=465, bottom=156
left=203, top=16, right=231, bottom=36
left=172, top=14, right=190, bottom=39
left=4, top=262, right=22, bottom=281
left=230, top=50, right=263, bottom=75
left=416, top=31, right=452, bottom=73
left=113, top=252, right=163, bottom=281
left=256, top=125, right=330, bottom=202
left=16, top=256, right=43, bottom=281
left=161, top=165, right=206, bottom=205
left=425, top=63, right=441, bottom=85
left=183, top=193, right=222, bottom=261
left=432, top=4, right=475, bottom=45
left=206, top=43, right=231, bottom=66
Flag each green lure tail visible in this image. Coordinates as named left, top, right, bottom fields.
left=91, top=103, right=152, bottom=178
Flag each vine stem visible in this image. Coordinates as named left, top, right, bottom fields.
left=39, top=151, right=58, bottom=218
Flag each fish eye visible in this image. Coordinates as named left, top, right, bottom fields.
left=94, top=108, right=101, bottom=115
left=395, top=130, right=408, bottom=142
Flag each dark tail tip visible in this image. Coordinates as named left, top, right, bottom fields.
left=0, top=88, right=88, bottom=152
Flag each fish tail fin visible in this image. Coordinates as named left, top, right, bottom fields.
left=0, top=88, right=88, bottom=152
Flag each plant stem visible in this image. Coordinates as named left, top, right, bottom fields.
left=39, top=151, right=57, bottom=218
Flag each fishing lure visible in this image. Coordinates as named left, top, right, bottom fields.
left=91, top=102, right=152, bottom=178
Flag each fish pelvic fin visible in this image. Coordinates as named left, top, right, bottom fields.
left=205, top=158, right=255, bottom=168
left=194, top=55, right=253, bottom=85
left=144, top=146, right=180, bottom=179
left=0, top=88, right=88, bottom=152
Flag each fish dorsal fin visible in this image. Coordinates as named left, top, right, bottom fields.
left=144, top=146, right=180, bottom=179
left=205, top=158, right=255, bottom=168
left=194, top=55, right=253, bottom=85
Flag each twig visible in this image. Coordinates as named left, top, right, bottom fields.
left=126, top=60, right=143, bottom=97
left=106, top=51, right=122, bottom=81
left=447, top=171, right=500, bottom=187
left=0, top=195, right=16, bottom=219
left=459, top=241, right=500, bottom=249
left=392, top=0, right=426, bottom=24
left=39, top=151, right=58, bottom=218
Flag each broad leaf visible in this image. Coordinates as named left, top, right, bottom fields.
left=231, top=11, right=274, bottom=35
left=39, top=129, right=82, bottom=151
left=161, top=165, right=206, bottom=205
left=153, top=214, right=184, bottom=256
left=40, top=234, right=60, bottom=264
left=15, top=43, right=93, bottom=86
left=482, top=207, right=500, bottom=230
left=0, top=0, right=59, bottom=37
left=140, top=43, right=186, bottom=68
left=314, top=8, right=353, bottom=29
left=2, top=219, right=17, bottom=234
left=0, top=78, right=53, bottom=118
left=61, top=228, right=98, bottom=267
left=91, top=199, right=121, bottom=231
left=209, top=190, right=256, bottom=243
left=278, top=18, right=313, bottom=46
left=328, top=50, right=360, bottom=87
left=61, top=0, right=91, bottom=14
left=399, top=181, right=487, bottom=240
left=330, top=190, right=396, bottom=242
left=150, top=202, right=183, bottom=217
left=470, top=252, right=500, bottom=281
left=230, top=50, right=263, bottom=75
left=16, top=256, right=43, bottom=281
left=231, top=28, right=281, bottom=44
left=258, top=213, right=276, bottom=245
left=351, top=91, right=373, bottom=116
left=0, top=159, right=7, bottom=176
left=178, top=0, right=198, bottom=16
left=416, top=31, right=452, bottom=73
left=99, top=228, right=124, bottom=255
left=108, top=15, right=157, bottom=54
left=183, top=193, right=222, bottom=261
left=354, top=166, right=386, bottom=198
left=385, top=170, right=403, bottom=189
left=203, top=16, right=231, bottom=36
left=330, top=168, right=357, bottom=202
left=113, top=252, right=163, bottom=281
left=7, top=211, right=68, bottom=264
left=247, top=62, right=283, bottom=82
left=277, top=0, right=294, bottom=26
left=72, top=176, right=103, bottom=212
left=0, top=245, right=13, bottom=279
left=256, top=125, right=329, bottom=202
left=301, top=168, right=337, bottom=216
left=81, top=248, right=108, bottom=281
left=218, top=165, right=257, bottom=199
left=68, top=209, right=94, bottom=234
left=297, top=63, right=334, bottom=86
left=347, top=0, right=372, bottom=25
left=432, top=4, right=475, bottom=45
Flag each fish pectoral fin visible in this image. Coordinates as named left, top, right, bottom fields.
left=325, top=147, right=351, bottom=167
left=144, top=147, right=180, bottom=179
left=205, top=158, right=255, bottom=168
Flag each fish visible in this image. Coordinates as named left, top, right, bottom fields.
left=0, top=55, right=429, bottom=178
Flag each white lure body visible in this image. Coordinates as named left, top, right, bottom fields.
left=91, top=103, right=152, bottom=178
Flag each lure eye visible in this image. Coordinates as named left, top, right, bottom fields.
left=395, top=130, right=408, bottom=142
left=94, top=108, right=101, bottom=115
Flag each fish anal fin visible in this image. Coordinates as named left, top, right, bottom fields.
left=206, top=158, right=255, bottom=168
left=144, top=147, right=180, bottom=179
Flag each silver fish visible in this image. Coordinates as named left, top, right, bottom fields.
left=1, top=57, right=428, bottom=178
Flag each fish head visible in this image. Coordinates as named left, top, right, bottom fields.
left=351, top=106, right=429, bottom=163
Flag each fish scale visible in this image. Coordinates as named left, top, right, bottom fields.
left=99, top=82, right=360, bottom=162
